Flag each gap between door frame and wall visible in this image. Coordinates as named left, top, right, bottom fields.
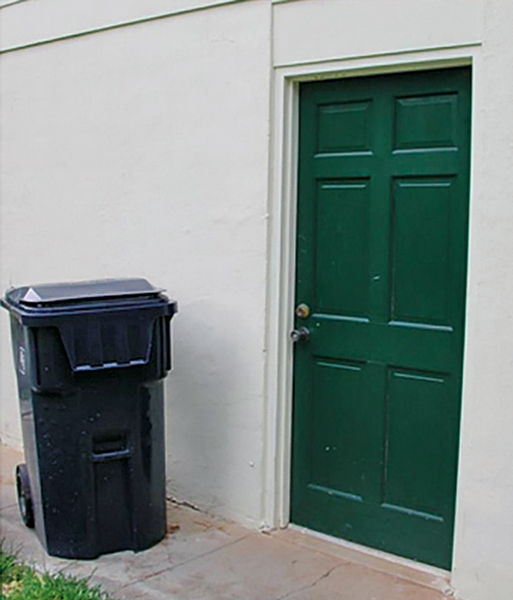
left=262, top=42, right=481, bottom=585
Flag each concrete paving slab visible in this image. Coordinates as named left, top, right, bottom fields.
left=0, top=505, right=66, bottom=570
left=282, top=560, right=447, bottom=600
left=0, top=485, right=249, bottom=597
left=56, top=502, right=250, bottom=594
left=276, top=526, right=451, bottom=594
left=122, top=533, right=342, bottom=600
left=0, top=482, right=455, bottom=600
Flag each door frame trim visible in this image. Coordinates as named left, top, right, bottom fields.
left=263, top=44, right=480, bottom=567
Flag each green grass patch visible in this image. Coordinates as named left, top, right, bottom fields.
left=0, top=547, right=113, bottom=600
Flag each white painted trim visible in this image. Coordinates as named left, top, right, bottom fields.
left=273, top=42, right=481, bottom=71
left=0, top=0, right=29, bottom=8
left=263, top=43, right=480, bottom=573
left=263, top=68, right=299, bottom=529
left=0, top=0, right=252, bottom=54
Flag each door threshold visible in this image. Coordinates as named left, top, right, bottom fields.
left=279, top=524, right=451, bottom=594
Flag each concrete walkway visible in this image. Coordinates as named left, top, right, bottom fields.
left=0, top=479, right=458, bottom=600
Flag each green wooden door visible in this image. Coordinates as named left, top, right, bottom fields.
left=291, top=68, right=471, bottom=569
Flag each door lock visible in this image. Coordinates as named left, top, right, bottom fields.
left=290, top=327, right=310, bottom=343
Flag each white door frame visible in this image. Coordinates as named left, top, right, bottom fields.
left=262, top=43, right=480, bottom=534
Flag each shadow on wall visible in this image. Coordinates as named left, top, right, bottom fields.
left=164, top=299, right=254, bottom=515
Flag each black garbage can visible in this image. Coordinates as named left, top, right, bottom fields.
left=1, top=278, right=177, bottom=559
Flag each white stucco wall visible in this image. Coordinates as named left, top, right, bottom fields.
left=450, top=2, right=513, bottom=599
left=0, top=0, right=271, bottom=526
left=2, top=1, right=513, bottom=599
left=0, top=0, right=248, bottom=49
left=272, top=0, right=484, bottom=67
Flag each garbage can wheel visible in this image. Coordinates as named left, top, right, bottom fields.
left=16, top=464, right=35, bottom=529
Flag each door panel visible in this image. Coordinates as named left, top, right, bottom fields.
left=391, top=177, right=453, bottom=325
left=317, top=101, right=374, bottom=153
left=394, top=93, right=459, bottom=150
left=311, top=360, right=370, bottom=499
left=291, top=68, right=471, bottom=569
left=316, top=180, right=371, bottom=316
left=384, top=368, right=450, bottom=516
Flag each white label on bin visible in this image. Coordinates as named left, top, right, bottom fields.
left=18, top=347, right=26, bottom=376
left=22, top=288, right=42, bottom=302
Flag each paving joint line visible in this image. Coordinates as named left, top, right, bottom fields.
left=275, top=563, right=343, bottom=600
left=117, top=533, right=251, bottom=592
left=275, top=531, right=450, bottom=596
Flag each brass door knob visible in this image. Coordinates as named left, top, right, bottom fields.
left=295, top=303, right=311, bottom=319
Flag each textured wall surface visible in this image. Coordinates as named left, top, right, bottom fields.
left=0, top=0, right=271, bottom=527
left=272, top=0, right=483, bottom=66
left=449, top=2, right=513, bottom=599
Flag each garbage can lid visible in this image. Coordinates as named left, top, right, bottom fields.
left=6, top=278, right=163, bottom=306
